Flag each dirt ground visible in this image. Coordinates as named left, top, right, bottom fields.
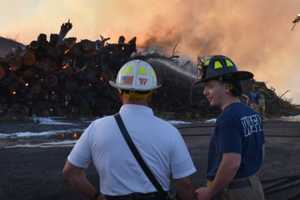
left=0, top=120, right=300, bottom=200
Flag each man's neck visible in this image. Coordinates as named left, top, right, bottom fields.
left=123, top=100, right=148, bottom=106
left=221, top=97, right=240, bottom=111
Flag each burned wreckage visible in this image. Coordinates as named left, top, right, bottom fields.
left=0, top=21, right=298, bottom=119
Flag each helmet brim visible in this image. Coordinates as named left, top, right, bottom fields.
left=230, top=71, right=254, bottom=80
left=109, top=81, right=161, bottom=91
left=194, top=71, right=254, bottom=86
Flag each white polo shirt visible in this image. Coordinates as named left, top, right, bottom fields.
left=68, top=104, right=196, bottom=195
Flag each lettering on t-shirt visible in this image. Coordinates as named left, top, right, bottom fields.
left=240, top=114, right=263, bottom=137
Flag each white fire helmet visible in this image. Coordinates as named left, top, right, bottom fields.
left=109, top=59, right=161, bottom=91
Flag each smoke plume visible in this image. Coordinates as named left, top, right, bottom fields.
left=1, top=0, right=300, bottom=103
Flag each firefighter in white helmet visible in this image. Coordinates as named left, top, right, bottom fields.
left=63, top=59, right=196, bottom=200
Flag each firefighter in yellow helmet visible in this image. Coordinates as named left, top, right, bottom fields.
left=195, top=55, right=265, bottom=200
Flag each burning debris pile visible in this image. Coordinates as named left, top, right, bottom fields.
left=0, top=21, right=137, bottom=118
left=0, top=21, right=200, bottom=119
left=0, top=21, right=298, bottom=119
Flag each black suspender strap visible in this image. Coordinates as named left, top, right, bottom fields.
left=114, top=113, right=167, bottom=197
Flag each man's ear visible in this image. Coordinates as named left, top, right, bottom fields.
left=146, top=91, right=153, bottom=103
left=117, top=90, right=124, bottom=102
left=224, top=83, right=233, bottom=94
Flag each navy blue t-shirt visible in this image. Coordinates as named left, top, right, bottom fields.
left=207, top=102, right=265, bottom=180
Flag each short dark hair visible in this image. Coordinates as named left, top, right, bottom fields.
left=121, top=90, right=151, bottom=95
left=218, top=75, right=242, bottom=97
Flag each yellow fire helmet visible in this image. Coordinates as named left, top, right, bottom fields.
left=109, top=59, right=161, bottom=91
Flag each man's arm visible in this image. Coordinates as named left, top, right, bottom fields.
left=63, top=161, right=101, bottom=200
left=209, top=153, right=241, bottom=195
left=170, top=128, right=197, bottom=200
left=195, top=153, right=241, bottom=200
left=257, top=144, right=266, bottom=176
left=174, top=176, right=195, bottom=200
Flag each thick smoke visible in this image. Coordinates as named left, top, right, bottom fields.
left=137, top=0, right=300, bottom=103
left=2, top=0, right=300, bottom=102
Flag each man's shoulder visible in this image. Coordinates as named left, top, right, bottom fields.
left=218, top=103, right=261, bottom=127
left=231, top=103, right=260, bottom=117
left=218, top=103, right=246, bottom=124
left=223, top=103, right=252, bottom=117
left=153, top=116, right=179, bottom=132
left=91, top=115, right=115, bottom=127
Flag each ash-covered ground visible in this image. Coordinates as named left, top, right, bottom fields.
left=0, top=117, right=300, bottom=200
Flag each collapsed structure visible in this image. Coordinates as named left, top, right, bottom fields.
left=0, top=21, right=298, bottom=119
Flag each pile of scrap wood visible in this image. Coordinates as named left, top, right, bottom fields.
left=0, top=21, right=299, bottom=119
left=0, top=21, right=136, bottom=118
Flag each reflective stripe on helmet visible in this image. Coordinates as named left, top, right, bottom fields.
left=121, top=66, right=133, bottom=76
left=138, top=67, right=147, bottom=75
left=225, top=59, right=234, bottom=68
left=109, top=59, right=160, bottom=91
left=214, top=61, right=223, bottom=70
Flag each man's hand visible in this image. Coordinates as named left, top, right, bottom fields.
left=97, top=195, right=104, bottom=200
left=195, top=187, right=213, bottom=200
left=63, top=161, right=97, bottom=200
left=174, top=176, right=195, bottom=200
